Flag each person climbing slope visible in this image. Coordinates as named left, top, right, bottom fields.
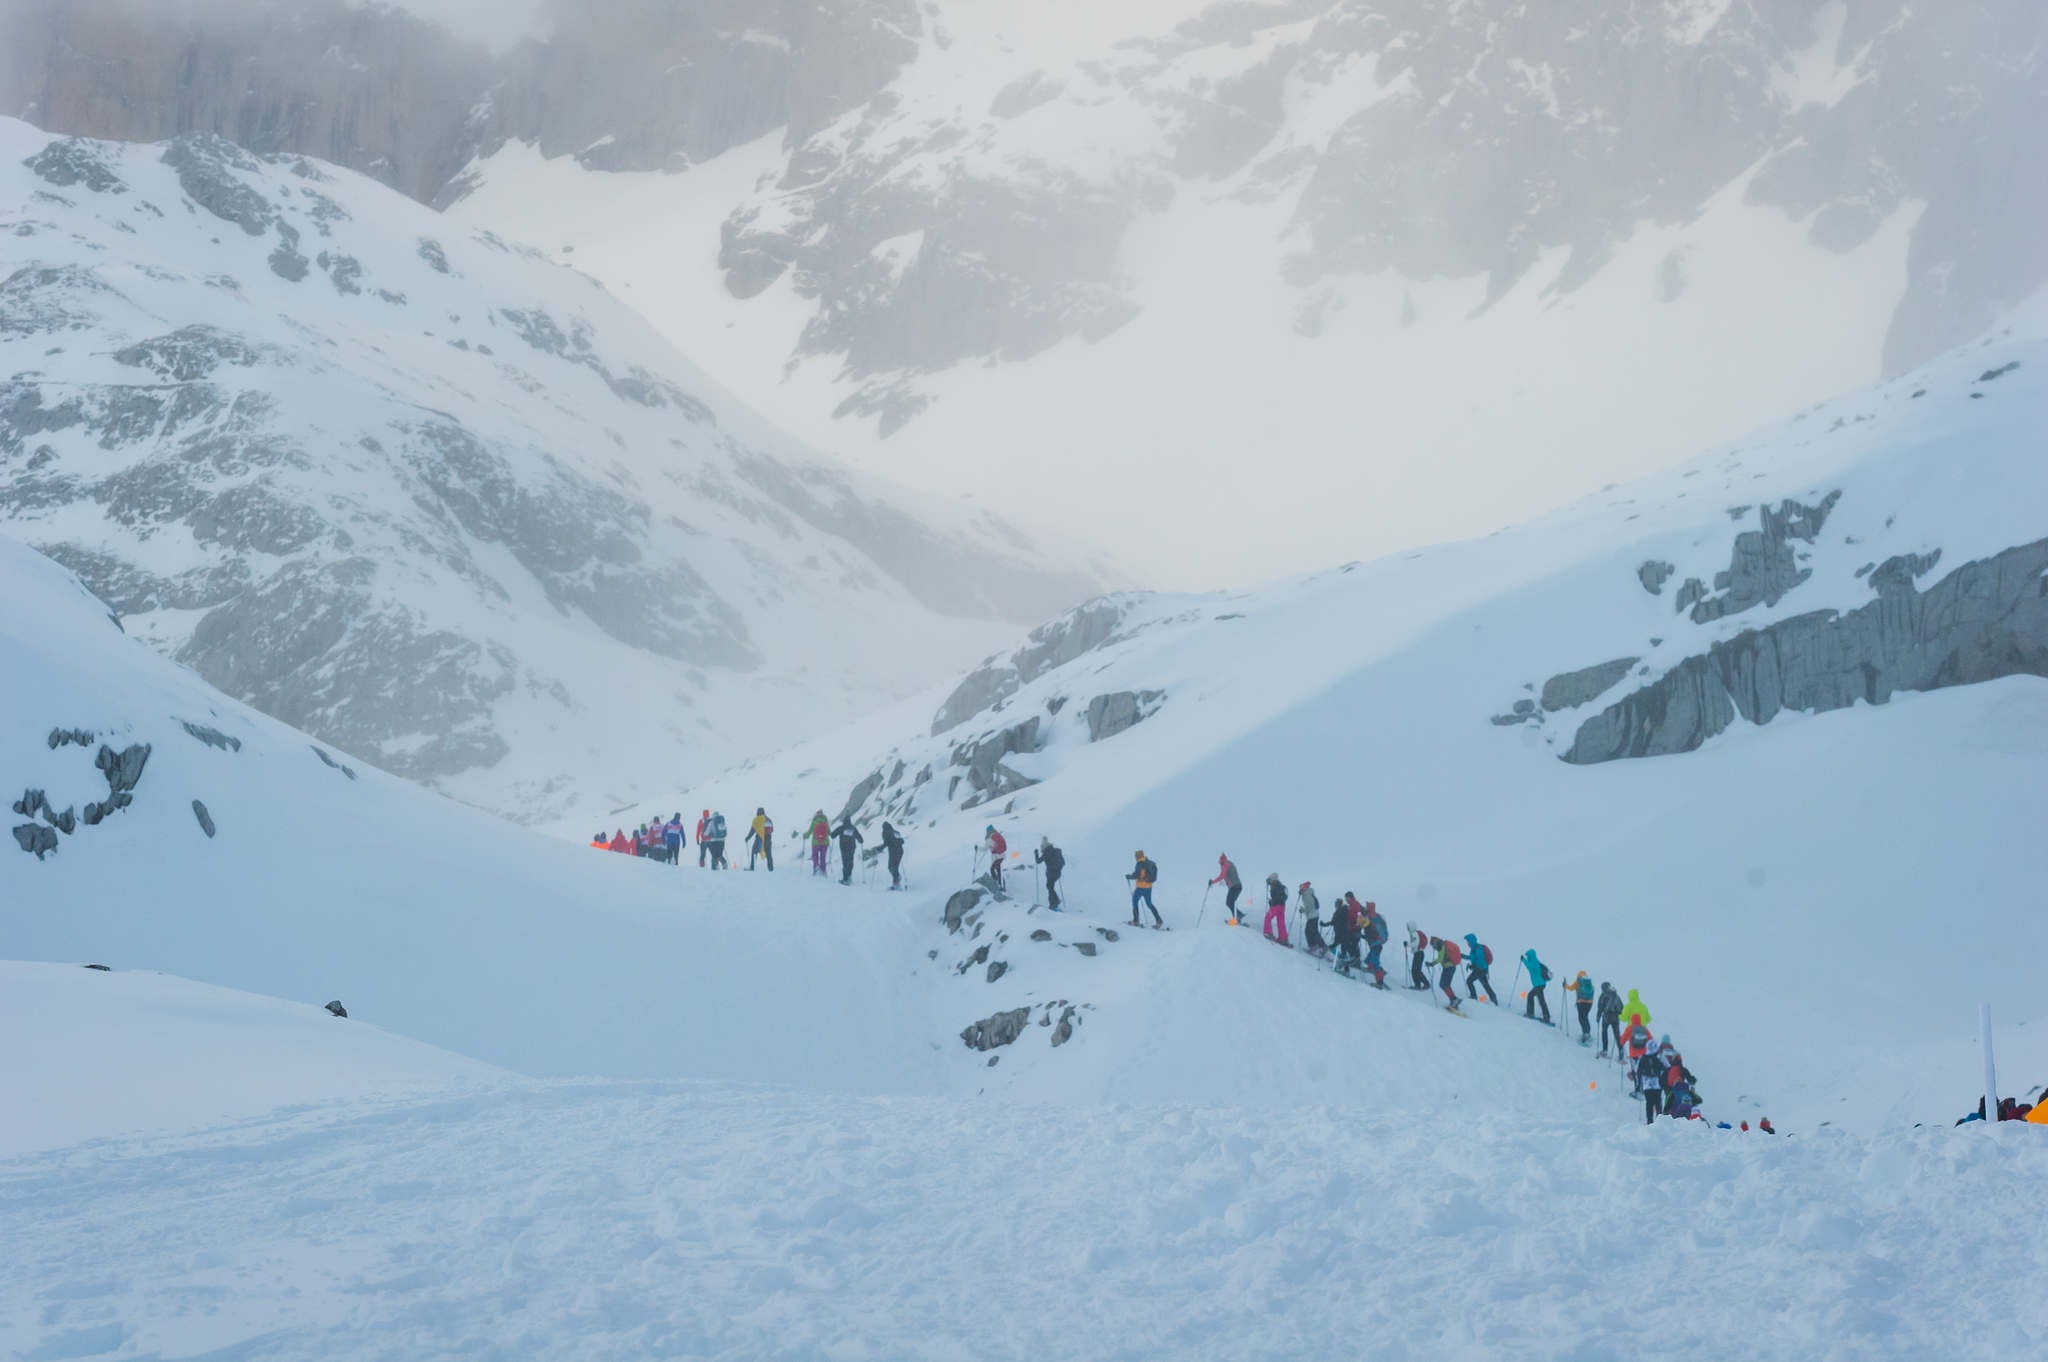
left=882, top=822, right=907, bottom=890
left=1302, top=888, right=1329, bottom=958
left=805, top=811, right=831, bottom=876
left=695, top=810, right=711, bottom=866
left=1407, top=923, right=1430, bottom=990
left=1034, top=836, right=1063, bottom=909
left=1328, top=894, right=1362, bottom=974
left=1209, top=854, right=1243, bottom=924
left=608, top=828, right=629, bottom=854
left=1521, top=949, right=1553, bottom=1024
left=1571, top=971, right=1595, bottom=1045
left=1621, top=988, right=1651, bottom=1030
left=1432, top=936, right=1464, bottom=1011
left=1263, top=875, right=1291, bottom=945
left=1127, top=850, right=1163, bottom=927
left=984, top=825, right=1008, bottom=888
left=748, top=808, right=775, bottom=871
left=1463, top=933, right=1498, bottom=1004
left=832, top=815, right=864, bottom=884
left=1597, top=981, right=1624, bottom=1057
left=1357, top=898, right=1389, bottom=988
left=708, top=810, right=729, bottom=869
left=1619, top=1015, right=1654, bottom=1092
left=1637, top=1043, right=1670, bottom=1123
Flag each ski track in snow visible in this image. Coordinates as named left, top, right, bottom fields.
left=6, top=1081, right=2045, bottom=1362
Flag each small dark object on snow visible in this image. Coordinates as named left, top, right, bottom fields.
left=325, top=1000, right=348, bottom=1018
left=84, top=963, right=110, bottom=971
left=961, top=1007, right=1030, bottom=1051
left=1094, top=927, right=1119, bottom=943
left=192, top=799, right=216, bottom=838
left=1072, top=941, right=1097, bottom=957
left=1029, top=928, right=1052, bottom=941
left=310, top=746, right=358, bottom=780
left=986, top=960, right=1009, bottom=983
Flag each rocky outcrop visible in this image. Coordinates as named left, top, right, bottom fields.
left=950, top=718, right=1042, bottom=808
left=180, top=721, right=241, bottom=753
left=1541, top=658, right=1638, bottom=713
left=960, top=1007, right=1031, bottom=1052
left=1084, top=689, right=1164, bottom=742
left=192, top=799, right=216, bottom=838
left=932, top=598, right=1131, bottom=735
left=943, top=887, right=984, bottom=934
left=12, top=823, right=58, bottom=859
left=1685, top=494, right=1841, bottom=624
left=1637, top=560, right=1674, bottom=596
left=1565, top=539, right=2048, bottom=764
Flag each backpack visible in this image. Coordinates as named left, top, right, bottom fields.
left=1443, top=941, right=1462, bottom=966
left=1478, top=944, right=1494, bottom=969
left=989, top=830, right=1007, bottom=856
left=710, top=813, right=726, bottom=838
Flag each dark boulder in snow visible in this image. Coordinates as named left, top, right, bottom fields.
left=192, top=799, right=216, bottom=838
left=1637, top=560, right=1675, bottom=595
left=1071, top=941, right=1097, bottom=958
left=985, top=960, right=1009, bottom=984
left=12, top=823, right=58, bottom=858
left=1050, top=1005, right=1079, bottom=1048
left=1029, top=928, right=1052, bottom=941
left=960, top=1007, right=1030, bottom=1051
left=325, top=1000, right=348, bottom=1018
left=943, top=888, right=984, bottom=933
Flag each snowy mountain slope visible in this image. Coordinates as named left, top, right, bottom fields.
left=7, top=509, right=2047, bottom=1361
left=443, top=0, right=2046, bottom=586
left=11, top=0, right=2041, bottom=587
left=635, top=309, right=2048, bottom=1127
left=0, top=961, right=503, bottom=1156
left=0, top=119, right=1108, bottom=822
left=5, top=524, right=1659, bottom=1129
left=6, top=1073, right=2046, bottom=1362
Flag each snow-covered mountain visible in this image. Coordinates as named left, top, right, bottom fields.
left=632, top=307, right=2048, bottom=1121
left=14, top=0, right=2035, bottom=584
left=0, top=119, right=1107, bottom=820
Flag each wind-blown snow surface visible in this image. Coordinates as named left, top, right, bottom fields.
left=635, top=309, right=2048, bottom=1132
left=0, top=119, right=1106, bottom=821
left=6, top=1074, right=2045, bottom=1362
left=0, top=961, right=503, bottom=1156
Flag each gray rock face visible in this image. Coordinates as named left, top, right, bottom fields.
left=1565, top=538, right=2048, bottom=763
left=985, top=960, right=1008, bottom=984
left=191, top=799, right=216, bottom=838
left=933, top=597, right=1132, bottom=735
left=325, top=1000, right=348, bottom=1019
left=1637, top=560, right=1675, bottom=596
left=942, top=887, right=984, bottom=933
left=1541, top=658, right=1639, bottom=713
left=950, top=718, right=1042, bottom=808
left=1084, top=689, right=1165, bottom=742
left=1687, top=493, right=1841, bottom=624
left=12, top=823, right=58, bottom=859
left=960, top=1006, right=1031, bottom=1052
left=1050, top=1004, right=1078, bottom=1048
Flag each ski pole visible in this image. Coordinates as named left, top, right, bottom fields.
left=1196, top=882, right=1212, bottom=928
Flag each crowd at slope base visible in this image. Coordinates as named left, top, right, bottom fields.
left=593, top=809, right=907, bottom=887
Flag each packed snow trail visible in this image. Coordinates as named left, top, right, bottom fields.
left=5, top=1079, right=2044, bottom=1362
